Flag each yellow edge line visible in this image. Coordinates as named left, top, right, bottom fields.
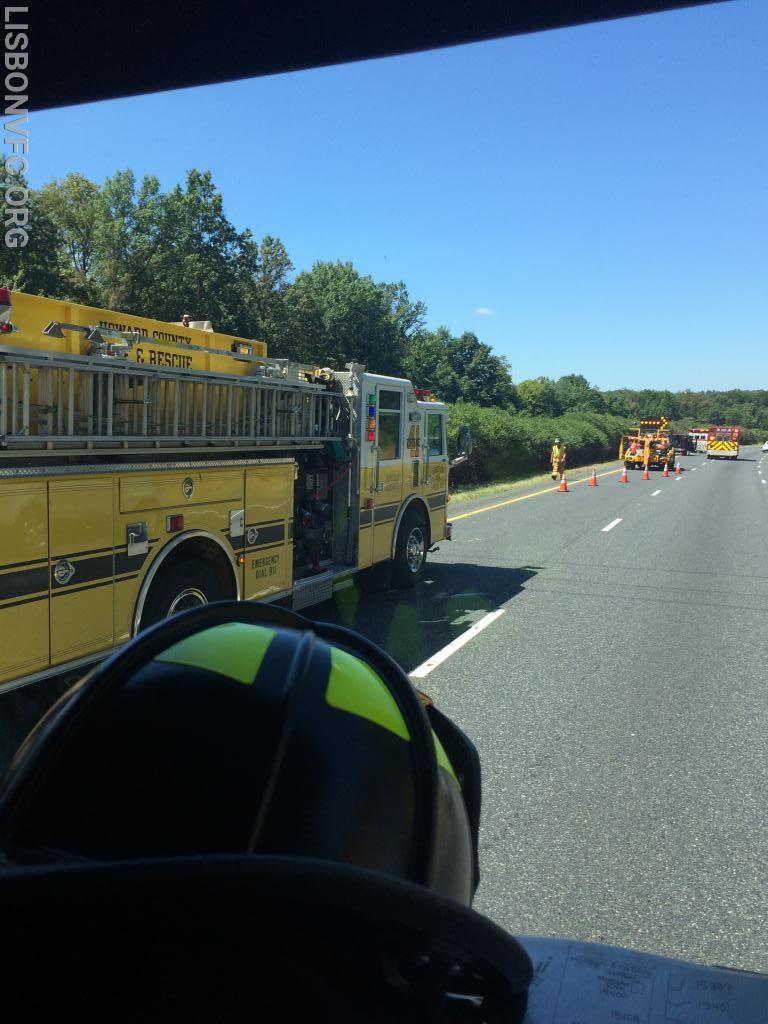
left=451, top=468, right=624, bottom=521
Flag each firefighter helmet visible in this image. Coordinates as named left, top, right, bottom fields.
left=0, top=602, right=479, bottom=905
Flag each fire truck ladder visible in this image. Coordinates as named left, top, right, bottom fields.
left=0, top=344, right=342, bottom=453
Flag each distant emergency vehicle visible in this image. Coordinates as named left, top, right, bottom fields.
left=688, top=428, right=709, bottom=453
left=669, top=432, right=695, bottom=456
left=706, top=425, right=740, bottom=460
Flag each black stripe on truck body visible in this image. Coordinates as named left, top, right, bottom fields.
left=373, top=503, right=399, bottom=524
left=0, top=566, right=49, bottom=603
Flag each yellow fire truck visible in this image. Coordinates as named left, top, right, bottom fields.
left=618, top=417, right=676, bottom=470
left=0, top=289, right=468, bottom=692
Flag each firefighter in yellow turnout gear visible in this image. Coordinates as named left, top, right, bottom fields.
left=551, top=439, right=567, bottom=481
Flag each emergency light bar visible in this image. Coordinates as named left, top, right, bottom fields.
left=367, top=393, right=376, bottom=442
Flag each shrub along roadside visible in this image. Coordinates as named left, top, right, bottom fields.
left=446, top=402, right=630, bottom=487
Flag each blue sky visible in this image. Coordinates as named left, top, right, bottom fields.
left=29, top=1, right=767, bottom=391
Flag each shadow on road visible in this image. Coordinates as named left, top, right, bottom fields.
left=0, top=562, right=538, bottom=774
left=308, top=562, right=539, bottom=673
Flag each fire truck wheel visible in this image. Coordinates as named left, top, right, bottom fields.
left=140, top=560, right=226, bottom=630
left=392, top=509, right=427, bottom=589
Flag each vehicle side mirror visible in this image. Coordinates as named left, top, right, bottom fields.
left=450, top=425, right=473, bottom=468
left=457, top=425, right=472, bottom=458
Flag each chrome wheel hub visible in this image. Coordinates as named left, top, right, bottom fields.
left=167, top=587, right=208, bottom=616
left=406, top=527, right=425, bottom=573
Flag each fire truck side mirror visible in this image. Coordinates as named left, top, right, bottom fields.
left=450, top=425, right=473, bottom=468
left=457, top=425, right=473, bottom=458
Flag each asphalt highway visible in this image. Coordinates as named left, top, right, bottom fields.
left=1, top=449, right=765, bottom=975
left=317, top=447, right=768, bottom=973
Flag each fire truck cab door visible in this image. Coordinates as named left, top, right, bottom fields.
left=371, top=383, right=406, bottom=566
left=423, top=406, right=448, bottom=540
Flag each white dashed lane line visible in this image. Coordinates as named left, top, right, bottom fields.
left=651, top=489, right=661, bottom=497
left=602, top=518, right=623, bottom=533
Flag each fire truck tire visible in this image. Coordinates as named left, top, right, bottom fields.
left=140, top=560, right=226, bottom=629
left=392, top=508, right=427, bottom=589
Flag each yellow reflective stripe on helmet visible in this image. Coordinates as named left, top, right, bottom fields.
left=155, top=623, right=276, bottom=684
left=326, top=647, right=410, bottom=741
left=432, top=731, right=458, bottom=784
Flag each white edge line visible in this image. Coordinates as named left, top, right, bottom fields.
left=601, top=517, right=622, bottom=533
left=651, top=489, right=661, bottom=496
left=410, top=609, right=505, bottom=679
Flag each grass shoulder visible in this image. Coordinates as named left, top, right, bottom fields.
left=449, top=457, right=622, bottom=507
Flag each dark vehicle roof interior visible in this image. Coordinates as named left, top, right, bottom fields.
left=35, top=1, right=726, bottom=112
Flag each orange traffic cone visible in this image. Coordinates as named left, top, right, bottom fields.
left=558, top=472, right=568, bottom=492
left=662, top=462, right=670, bottom=477
left=619, top=466, right=629, bottom=483
left=642, top=466, right=650, bottom=480
left=588, top=467, right=598, bottom=487
left=675, top=461, right=682, bottom=476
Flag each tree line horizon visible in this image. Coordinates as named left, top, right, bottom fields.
left=3, top=165, right=765, bottom=480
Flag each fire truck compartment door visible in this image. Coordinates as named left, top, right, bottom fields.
left=0, top=481, right=50, bottom=685
left=243, top=463, right=294, bottom=600
left=49, top=478, right=114, bottom=665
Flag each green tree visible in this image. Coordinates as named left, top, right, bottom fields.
left=239, top=234, right=294, bottom=346
left=403, top=327, right=516, bottom=407
left=37, top=172, right=102, bottom=301
left=148, top=169, right=246, bottom=329
left=445, top=332, right=517, bottom=407
left=403, top=327, right=461, bottom=397
left=0, top=163, right=64, bottom=295
left=280, top=261, right=423, bottom=374
left=516, top=377, right=561, bottom=417
left=93, top=169, right=160, bottom=312
left=553, top=373, right=605, bottom=413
